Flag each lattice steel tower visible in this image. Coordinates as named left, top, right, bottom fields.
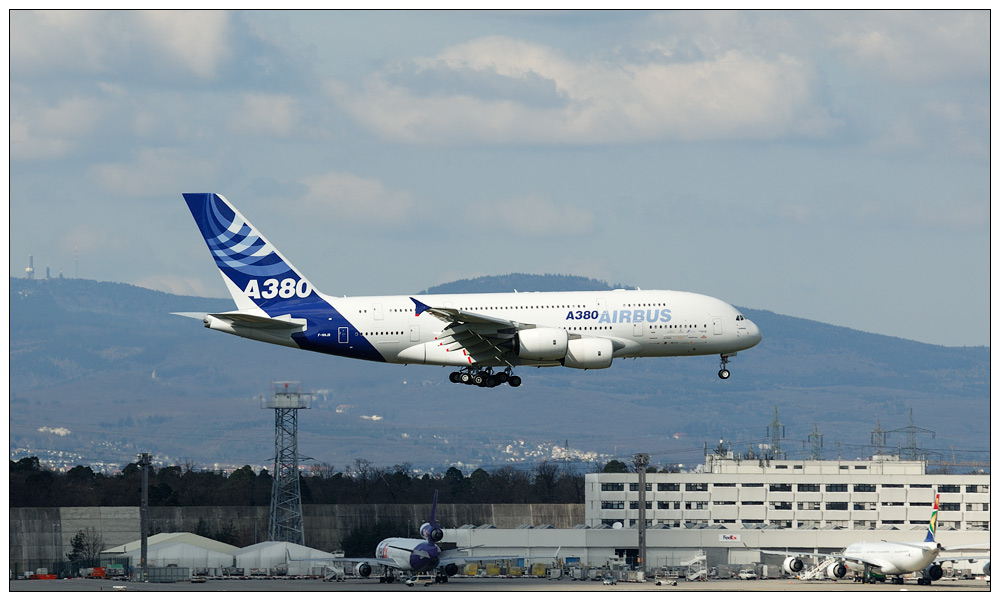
left=265, top=382, right=310, bottom=545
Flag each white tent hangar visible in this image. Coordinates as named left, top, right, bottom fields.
left=119, top=542, right=234, bottom=570
left=234, top=541, right=341, bottom=576
left=103, top=532, right=239, bottom=557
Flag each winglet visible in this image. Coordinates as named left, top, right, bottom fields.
left=411, top=297, right=432, bottom=317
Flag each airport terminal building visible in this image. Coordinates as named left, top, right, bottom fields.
left=446, top=454, right=990, bottom=574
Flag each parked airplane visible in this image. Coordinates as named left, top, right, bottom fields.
left=754, top=494, right=990, bottom=585
left=343, top=490, right=542, bottom=583
left=179, top=193, right=762, bottom=387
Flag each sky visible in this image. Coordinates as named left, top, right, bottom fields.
left=8, top=10, right=992, bottom=347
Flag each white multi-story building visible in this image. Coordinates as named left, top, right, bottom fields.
left=585, top=454, right=990, bottom=531
left=445, top=454, right=989, bottom=574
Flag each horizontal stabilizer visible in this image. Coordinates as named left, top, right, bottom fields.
left=208, top=312, right=307, bottom=330
left=172, top=312, right=209, bottom=320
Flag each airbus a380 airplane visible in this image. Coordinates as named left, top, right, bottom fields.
left=179, top=193, right=762, bottom=387
left=755, top=495, right=990, bottom=585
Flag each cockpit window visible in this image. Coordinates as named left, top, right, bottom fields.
left=736, top=315, right=744, bottom=321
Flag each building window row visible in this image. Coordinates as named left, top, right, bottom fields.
left=605, top=482, right=988, bottom=494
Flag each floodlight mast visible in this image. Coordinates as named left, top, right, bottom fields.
left=265, top=382, right=311, bottom=545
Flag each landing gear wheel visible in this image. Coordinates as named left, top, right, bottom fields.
left=508, top=375, right=522, bottom=387
left=459, top=372, right=471, bottom=384
left=718, top=354, right=733, bottom=379
left=449, top=372, right=461, bottom=383
left=472, top=374, right=484, bottom=386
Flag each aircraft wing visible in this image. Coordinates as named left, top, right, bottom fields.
left=411, top=297, right=519, bottom=328
left=410, top=297, right=528, bottom=366
left=755, top=548, right=837, bottom=559
left=333, top=557, right=398, bottom=568
left=439, top=546, right=561, bottom=567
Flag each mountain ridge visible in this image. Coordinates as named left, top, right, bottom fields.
left=9, top=276, right=989, bottom=472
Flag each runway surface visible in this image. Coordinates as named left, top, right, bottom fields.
left=9, top=576, right=990, bottom=593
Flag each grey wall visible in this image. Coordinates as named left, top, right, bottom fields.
left=9, top=503, right=585, bottom=576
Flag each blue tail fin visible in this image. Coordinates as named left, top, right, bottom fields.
left=183, top=193, right=320, bottom=314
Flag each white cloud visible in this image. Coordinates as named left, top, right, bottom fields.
left=298, top=172, right=414, bottom=225
left=10, top=91, right=110, bottom=160
left=467, top=194, right=594, bottom=237
left=227, top=93, right=301, bottom=137
left=90, top=148, right=217, bottom=196
left=10, top=10, right=231, bottom=79
left=330, top=35, right=838, bottom=145
left=135, top=11, right=232, bottom=80
left=827, top=11, right=987, bottom=85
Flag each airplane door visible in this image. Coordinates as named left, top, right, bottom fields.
left=713, top=317, right=723, bottom=335
left=338, top=327, right=349, bottom=344
left=633, top=323, right=644, bottom=337
left=373, top=303, right=384, bottom=321
left=410, top=325, right=420, bottom=342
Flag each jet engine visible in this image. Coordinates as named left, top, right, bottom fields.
left=443, top=563, right=459, bottom=577
left=515, top=328, right=569, bottom=361
left=357, top=562, right=372, bottom=578
left=782, top=556, right=804, bottom=574
left=984, top=562, right=990, bottom=577
left=419, top=522, right=444, bottom=542
left=826, top=562, right=847, bottom=579
left=562, top=337, right=614, bottom=369
left=923, top=564, right=943, bottom=581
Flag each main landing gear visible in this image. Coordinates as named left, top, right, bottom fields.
left=718, top=354, right=734, bottom=379
left=449, top=367, right=521, bottom=388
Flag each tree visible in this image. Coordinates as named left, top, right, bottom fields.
left=67, top=528, right=105, bottom=568
left=533, top=461, right=561, bottom=503
left=602, top=460, right=630, bottom=473
left=339, top=519, right=407, bottom=557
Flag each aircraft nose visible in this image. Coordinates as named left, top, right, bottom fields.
left=744, top=319, right=762, bottom=348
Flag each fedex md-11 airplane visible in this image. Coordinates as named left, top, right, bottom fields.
left=179, top=193, right=762, bottom=387
left=343, top=490, right=549, bottom=583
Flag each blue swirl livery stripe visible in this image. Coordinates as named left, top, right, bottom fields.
left=182, top=193, right=385, bottom=362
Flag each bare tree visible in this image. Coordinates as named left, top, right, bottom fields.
left=67, top=527, right=105, bottom=568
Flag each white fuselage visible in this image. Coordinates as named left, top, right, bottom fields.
left=843, top=542, right=939, bottom=575
left=314, top=288, right=761, bottom=367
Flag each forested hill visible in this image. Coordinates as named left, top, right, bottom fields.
left=9, top=276, right=989, bottom=471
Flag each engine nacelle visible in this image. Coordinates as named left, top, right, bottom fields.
left=562, top=337, right=614, bottom=369
left=443, top=563, right=459, bottom=577
left=516, top=328, right=569, bottom=361
left=923, top=564, right=943, bottom=581
left=782, top=556, right=804, bottom=574
left=357, top=562, right=372, bottom=578
left=826, top=562, right=847, bottom=579
left=984, top=562, right=990, bottom=577
left=419, top=522, right=444, bottom=542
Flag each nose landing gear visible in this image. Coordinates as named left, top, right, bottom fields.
left=718, top=354, right=734, bottom=379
